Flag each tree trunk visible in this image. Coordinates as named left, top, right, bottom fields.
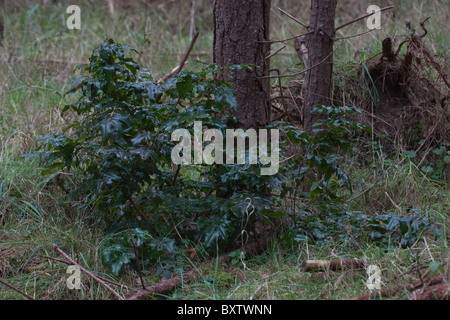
left=0, top=15, right=4, bottom=46
left=303, top=0, right=337, bottom=134
left=213, top=0, right=271, bottom=129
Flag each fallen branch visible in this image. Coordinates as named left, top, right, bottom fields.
left=43, top=255, right=129, bottom=289
left=410, top=280, right=450, bottom=300
left=128, top=270, right=197, bottom=300
left=303, top=259, right=366, bottom=272
left=349, top=275, right=446, bottom=300
left=127, top=236, right=272, bottom=300
left=51, top=244, right=125, bottom=300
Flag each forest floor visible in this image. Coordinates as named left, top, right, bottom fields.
left=0, top=0, right=448, bottom=300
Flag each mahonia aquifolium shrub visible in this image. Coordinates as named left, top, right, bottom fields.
left=30, top=39, right=424, bottom=275
left=35, top=39, right=281, bottom=250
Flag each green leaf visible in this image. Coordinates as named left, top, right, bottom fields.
left=399, top=219, right=409, bottom=235
left=202, top=215, right=233, bottom=248
left=129, top=228, right=151, bottom=247
left=176, top=73, right=193, bottom=97
left=293, top=234, right=307, bottom=242
left=261, top=208, right=286, bottom=218
left=429, top=262, right=443, bottom=275
left=432, top=147, right=446, bottom=156
left=404, top=150, right=416, bottom=158
left=144, top=82, right=163, bottom=102
left=102, top=243, right=134, bottom=276
left=420, top=166, right=434, bottom=173
left=124, top=61, right=139, bottom=75
left=386, top=217, right=399, bottom=232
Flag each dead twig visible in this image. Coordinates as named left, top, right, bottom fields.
left=51, top=244, right=125, bottom=300
left=127, top=236, right=272, bottom=300
left=0, top=278, right=35, bottom=300
left=172, top=165, right=181, bottom=187
left=414, top=111, right=445, bottom=155
left=278, top=7, right=308, bottom=29
left=107, top=0, right=115, bottom=18
left=349, top=275, right=446, bottom=300
left=128, top=228, right=146, bottom=290
left=44, top=255, right=129, bottom=289
left=129, top=197, right=148, bottom=221
left=408, top=18, right=450, bottom=89
left=259, top=49, right=336, bottom=79
left=157, top=32, right=199, bottom=85
left=266, top=45, right=287, bottom=60
left=336, top=6, right=395, bottom=31
left=384, top=191, right=403, bottom=215
left=334, top=29, right=375, bottom=41
left=410, top=281, right=450, bottom=300
left=189, top=0, right=196, bottom=40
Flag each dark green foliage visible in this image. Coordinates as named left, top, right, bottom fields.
left=102, top=228, right=177, bottom=276
left=30, top=39, right=435, bottom=276
left=405, top=141, right=449, bottom=181
left=273, top=105, right=370, bottom=204
left=280, top=207, right=441, bottom=249
left=32, top=39, right=281, bottom=259
left=349, top=209, right=442, bottom=248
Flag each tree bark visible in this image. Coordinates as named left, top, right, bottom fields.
left=213, top=0, right=271, bottom=129
left=303, top=0, right=337, bottom=134
left=0, top=15, right=4, bottom=46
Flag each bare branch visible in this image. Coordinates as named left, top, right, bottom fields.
left=51, top=244, right=125, bottom=300
left=336, top=6, right=395, bottom=31
left=265, top=45, right=287, bottom=60
left=334, top=29, right=375, bottom=41
left=278, top=7, right=308, bottom=29
left=259, top=49, right=336, bottom=79
left=157, top=32, right=200, bottom=84
left=0, top=278, right=35, bottom=300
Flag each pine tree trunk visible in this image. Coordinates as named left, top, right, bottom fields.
left=213, top=0, right=271, bottom=129
left=303, top=0, right=337, bottom=134
left=0, top=15, right=4, bottom=46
